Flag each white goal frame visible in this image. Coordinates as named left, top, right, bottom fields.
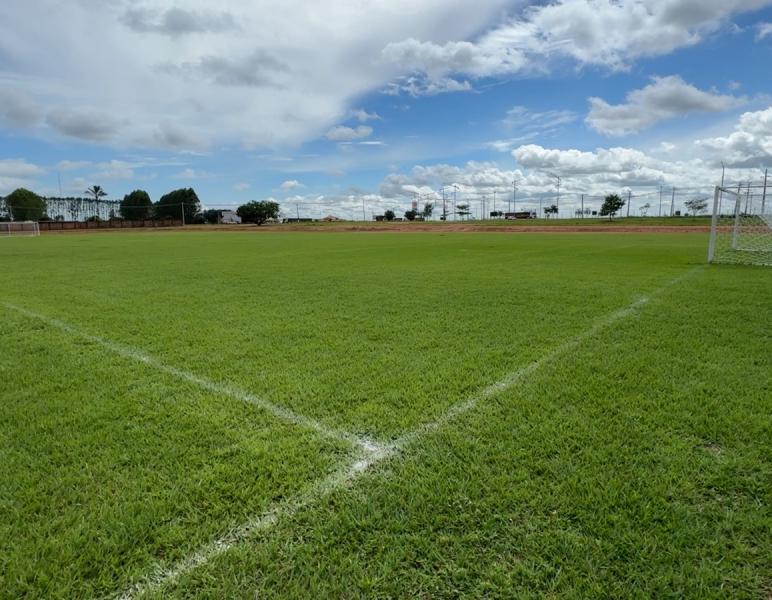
left=708, top=185, right=771, bottom=266
left=0, top=221, right=40, bottom=237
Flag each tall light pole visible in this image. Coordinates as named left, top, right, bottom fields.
left=670, top=187, right=676, bottom=216
left=659, top=185, right=663, bottom=217
left=720, top=161, right=726, bottom=215
left=761, top=166, right=768, bottom=214
left=512, top=178, right=519, bottom=214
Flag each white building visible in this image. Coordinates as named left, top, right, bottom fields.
left=219, top=210, right=241, bottom=224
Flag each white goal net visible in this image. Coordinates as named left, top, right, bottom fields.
left=0, top=221, right=41, bottom=237
left=708, top=186, right=771, bottom=266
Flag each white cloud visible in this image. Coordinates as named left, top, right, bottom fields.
left=660, top=142, right=677, bottom=153
left=501, top=106, right=577, bottom=130
left=174, top=168, right=214, bottom=179
left=350, top=109, right=381, bottom=122
left=486, top=106, right=577, bottom=152
left=46, top=110, right=125, bottom=142
left=56, top=160, right=92, bottom=171
left=121, top=7, right=239, bottom=37
left=695, top=106, right=772, bottom=167
left=325, top=125, right=373, bottom=141
left=378, top=105, right=771, bottom=206
left=0, top=89, right=42, bottom=128
left=280, top=179, right=304, bottom=191
left=381, top=0, right=772, bottom=93
left=509, top=136, right=764, bottom=193
left=379, top=161, right=522, bottom=198
left=587, top=76, right=740, bottom=136
left=756, top=22, right=772, bottom=39
left=381, top=38, right=525, bottom=80
left=374, top=146, right=730, bottom=217
left=487, top=136, right=538, bottom=153
left=513, top=144, right=667, bottom=178
left=233, top=182, right=250, bottom=192
left=0, top=159, right=45, bottom=179
left=0, top=0, right=508, bottom=150
left=0, top=159, right=45, bottom=195
left=92, top=160, right=136, bottom=180
left=385, top=76, right=472, bottom=97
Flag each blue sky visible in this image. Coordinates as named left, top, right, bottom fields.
left=1, top=0, right=771, bottom=218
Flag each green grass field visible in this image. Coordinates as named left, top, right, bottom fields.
left=1, top=231, right=769, bottom=599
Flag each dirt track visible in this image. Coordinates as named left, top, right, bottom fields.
left=42, top=223, right=711, bottom=234
left=189, top=224, right=711, bottom=234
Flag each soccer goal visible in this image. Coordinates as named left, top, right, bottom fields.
left=708, top=186, right=771, bottom=266
left=0, top=221, right=41, bottom=237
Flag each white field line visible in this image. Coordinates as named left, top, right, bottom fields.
left=391, top=267, right=706, bottom=448
left=1, top=302, right=371, bottom=452
left=115, top=446, right=388, bottom=600
left=114, top=265, right=703, bottom=599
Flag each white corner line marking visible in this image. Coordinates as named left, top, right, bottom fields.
left=114, top=265, right=704, bottom=599
left=115, top=446, right=388, bottom=600
left=1, top=302, right=370, bottom=452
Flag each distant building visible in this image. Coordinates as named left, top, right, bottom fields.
left=321, top=214, right=342, bottom=221
left=219, top=210, right=241, bottom=224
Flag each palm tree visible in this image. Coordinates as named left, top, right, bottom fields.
left=456, top=203, right=471, bottom=220
left=86, top=185, right=107, bottom=220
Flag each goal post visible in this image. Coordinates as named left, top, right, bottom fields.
left=708, top=185, right=771, bottom=266
left=0, top=221, right=41, bottom=237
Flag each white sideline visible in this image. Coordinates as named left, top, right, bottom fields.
left=1, top=302, right=371, bottom=452
left=114, top=265, right=703, bottom=599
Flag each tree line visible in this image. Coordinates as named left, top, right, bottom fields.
left=0, top=186, right=287, bottom=226
left=0, top=187, right=201, bottom=223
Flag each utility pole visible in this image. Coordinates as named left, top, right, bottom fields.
left=181, top=202, right=185, bottom=226
left=670, top=187, right=676, bottom=216
left=719, top=161, right=726, bottom=215
left=441, top=186, right=447, bottom=221
left=581, top=194, right=584, bottom=218
left=626, top=190, right=631, bottom=217
left=745, top=181, right=751, bottom=214
left=493, top=190, right=497, bottom=216
left=453, top=184, right=458, bottom=221
left=296, top=203, right=300, bottom=220
left=659, top=185, right=663, bottom=217
left=762, top=167, right=768, bottom=214
left=512, top=178, right=518, bottom=213
left=362, top=197, right=366, bottom=222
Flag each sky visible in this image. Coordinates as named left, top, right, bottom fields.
left=1, top=0, right=772, bottom=219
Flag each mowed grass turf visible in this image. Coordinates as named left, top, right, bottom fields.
left=3, top=232, right=703, bottom=439
left=157, top=263, right=771, bottom=599
left=1, top=231, right=769, bottom=598
left=0, top=310, right=348, bottom=598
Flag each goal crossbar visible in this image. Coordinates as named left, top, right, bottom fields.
left=0, top=221, right=40, bottom=237
left=708, top=185, right=771, bottom=266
